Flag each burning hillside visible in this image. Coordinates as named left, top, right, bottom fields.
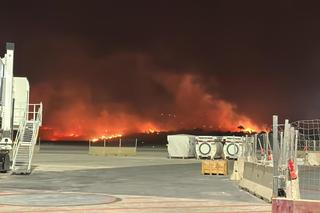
left=31, top=52, right=264, bottom=141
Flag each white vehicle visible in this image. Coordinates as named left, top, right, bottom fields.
left=195, top=136, right=223, bottom=159
left=167, top=134, right=196, bottom=158
left=0, top=42, right=42, bottom=174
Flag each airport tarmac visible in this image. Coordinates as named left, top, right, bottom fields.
left=0, top=144, right=271, bottom=213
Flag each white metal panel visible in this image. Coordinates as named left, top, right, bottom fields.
left=1, top=47, right=14, bottom=132
left=0, top=58, right=4, bottom=91
left=13, top=77, right=30, bottom=128
left=195, top=136, right=225, bottom=159
left=223, top=142, right=243, bottom=159
left=167, top=134, right=196, bottom=158
left=195, top=136, right=216, bottom=159
left=0, top=59, right=3, bottom=109
left=222, top=136, right=244, bottom=142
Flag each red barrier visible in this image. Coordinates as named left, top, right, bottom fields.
left=288, top=159, right=297, bottom=180
left=272, top=198, right=320, bottom=213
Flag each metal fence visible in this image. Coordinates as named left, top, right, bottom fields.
left=271, top=118, right=300, bottom=200
left=240, top=134, right=273, bottom=165
left=268, top=117, right=320, bottom=201
left=89, top=138, right=138, bottom=148
left=88, top=138, right=138, bottom=156
left=232, top=116, right=320, bottom=202
left=291, top=120, right=320, bottom=200
left=292, top=119, right=320, bottom=152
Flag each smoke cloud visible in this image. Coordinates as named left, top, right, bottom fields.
left=3, top=1, right=320, bottom=140
left=29, top=43, right=263, bottom=140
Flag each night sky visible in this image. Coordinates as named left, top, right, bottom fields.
left=1, top=1, right=320, bottom=139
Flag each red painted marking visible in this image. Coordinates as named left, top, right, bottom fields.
left=0, top=210, right=271, bottom=213
left=0, top=204, right=270, bottom=213
left=126, top=200, right=268, bottom=205
left=203, top=211, right=270, bottom=213
left=273, top=198, right=320, bottom=213
left=0, top=192, right=23, bottom=195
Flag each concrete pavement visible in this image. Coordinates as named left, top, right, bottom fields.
left=0, top=144, right=271, bottom=212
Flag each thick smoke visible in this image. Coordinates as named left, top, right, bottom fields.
left=30, top=46, right=263, bottom=140
left=3, top=1, right=320, bottom=140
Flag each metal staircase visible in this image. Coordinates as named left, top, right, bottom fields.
left=11, top=103, right=42, bottom=174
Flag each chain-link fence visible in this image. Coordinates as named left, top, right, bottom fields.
left=291, top=120, right=320, bottom=200
left=234, top=116, right=320, bottom=202
left=271, top=118, right=300, bottom=200
left=270, top=117, right=320, bottom=201
left=241, top=133, right=273, bottom=164
left=236, top=133, right=275, bottom=202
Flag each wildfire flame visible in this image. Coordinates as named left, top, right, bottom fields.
left=35, top=72, right=264, bottom=141
left=91, top=134, right=123, bottom=143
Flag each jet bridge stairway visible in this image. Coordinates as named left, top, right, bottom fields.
left=11, top=103, right=42, bottom=174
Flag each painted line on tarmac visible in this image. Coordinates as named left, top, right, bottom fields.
left=0, top=192, right=27, bottom=196
left=125, top=200, right=268, bottom=205
left=0, top=210, right=272, bottom=213
left=0, top=204, right=271, bottom=213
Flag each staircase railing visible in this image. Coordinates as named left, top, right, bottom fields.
left=27, top=103, right=43, bottom=125
left=11, top=119, right=26, bottom=170
left=26, top=103, right=42, bottom=172
left=12, top=102, right=43, bottom=173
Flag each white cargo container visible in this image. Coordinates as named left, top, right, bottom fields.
left=223, top=142, right=243, bottom=159
left=221, top=136, right=244, bottom=159
left=195, top=136, right=223, bottom=159
left=167, top=134, right=196, bottom=158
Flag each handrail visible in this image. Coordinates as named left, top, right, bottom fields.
left=27, top=102, right=42, bottom=172
left=13, top=120, right=24, bottom=149
left=27, top=122, right=40, bottom=172
left=11, top=117, right=26, bottom=169
left=27, top=103, right=42, bottom=124
left=12, top=102, right=43, bottom=173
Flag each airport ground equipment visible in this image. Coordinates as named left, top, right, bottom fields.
left=222, top=136, right=244, bottom=159
left=223, top=142, right=243, bottom=159
left=167, top=134, right=196, bottom=158
left=0, top=42, right=42, bottom=174
left=195, top=136, right=223, bottom=159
